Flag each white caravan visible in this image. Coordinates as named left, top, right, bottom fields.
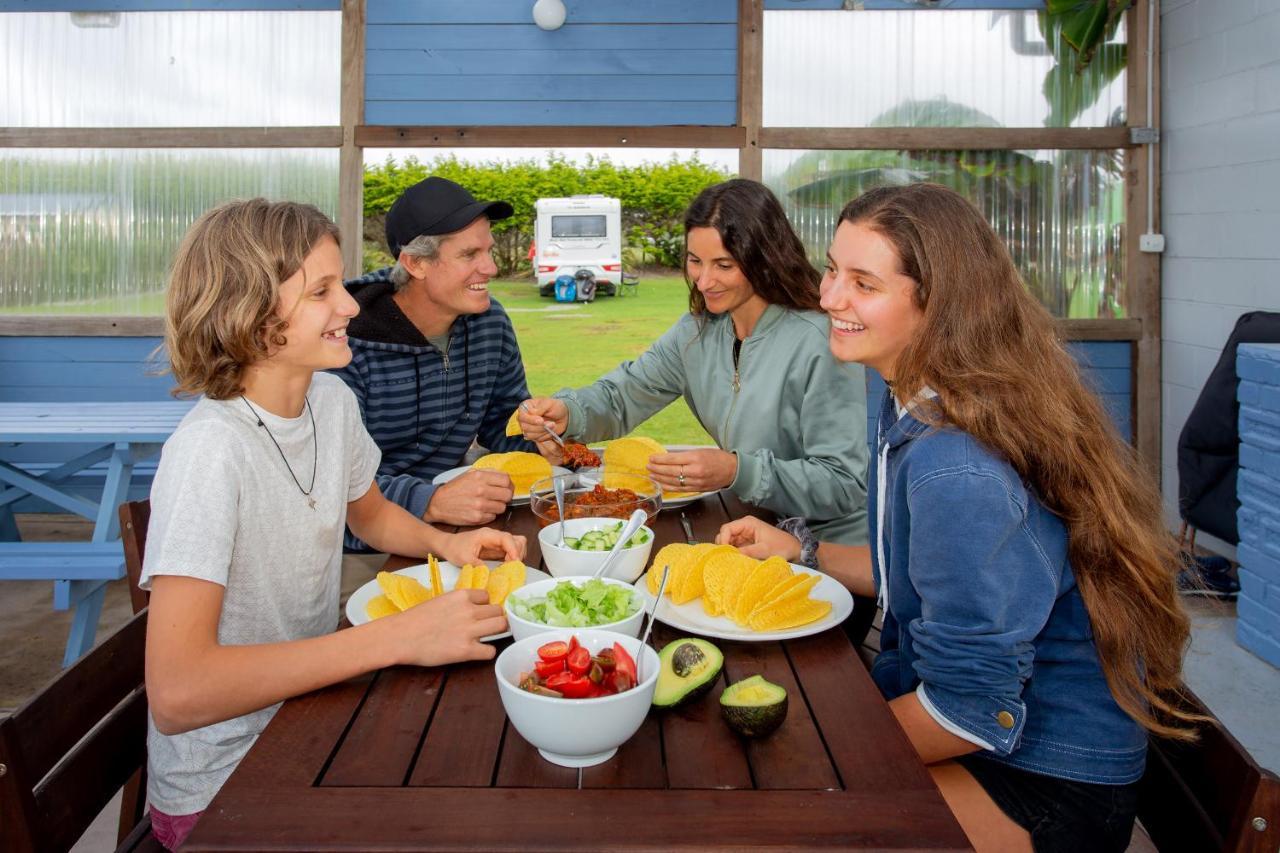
left=533, top=196, right=622, bottom=296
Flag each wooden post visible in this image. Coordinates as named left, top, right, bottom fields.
left=340, top=0, right=367, bottom=279
left=1126, top=0, right=1162, bottom=477
left=738, top=0, right=763, bottom=181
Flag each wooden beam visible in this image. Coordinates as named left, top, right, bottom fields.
left=1126, top=0, right=1162, bottom=476
left=1056, top=318, right=1142, bottom=341
left=759, top=127, right=1132, bottom=151
left=0, top=127, right=343, bottom=148
left=0, top=317, right=165, bottom=337
left=738, top=0, right=763, bottom=181
left=339, top=0, right=367, bottom=278
left=354, top=125, right=746, bottom=148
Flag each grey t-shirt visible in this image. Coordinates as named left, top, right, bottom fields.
left=140, top=371, right=380, bottom=815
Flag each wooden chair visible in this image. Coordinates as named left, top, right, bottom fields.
left=1137, top=691, right=1280, bottom=852
left=119, top=500, right=151, bottom=615
left=0, top=609, right=158, bottom=852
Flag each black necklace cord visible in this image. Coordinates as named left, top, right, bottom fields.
left=240, top=396, right=318, bottom=497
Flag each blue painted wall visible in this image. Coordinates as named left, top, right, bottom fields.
left=866, top=341, right=1134, bottom=449
left=1236, top=343, right=1280, bottom=669
left=364, top=0, right=738, bottom=127
left=1, top=336, right=174, bottom=512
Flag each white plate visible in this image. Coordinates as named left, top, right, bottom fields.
left=345, top=560, right=552, bottom=640
left=632, top=564, right=853, bottom=642
left=431, top=464, right=570, bottom=506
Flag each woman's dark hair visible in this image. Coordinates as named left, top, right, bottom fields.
left=683, top=179, right=821, bottom=317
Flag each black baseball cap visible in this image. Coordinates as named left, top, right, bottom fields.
left=384, top=176, right=514, bottom=256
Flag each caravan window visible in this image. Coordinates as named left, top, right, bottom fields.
left=551, top=215, right=607, bottom=239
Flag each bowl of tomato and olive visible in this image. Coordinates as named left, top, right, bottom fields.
left=494, top=630, right=660, bottom=768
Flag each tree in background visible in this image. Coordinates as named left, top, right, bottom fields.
left=362, top=154, right=730, bottom=276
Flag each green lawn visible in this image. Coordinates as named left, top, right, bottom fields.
left=9, top=276, right=711, bottom=445
left=492, top=277, right=711, bottom=445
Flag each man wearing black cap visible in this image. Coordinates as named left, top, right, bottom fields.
left=332, top=176, right=540, bottom=545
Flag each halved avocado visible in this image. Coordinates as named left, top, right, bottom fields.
left=652, top=638, right=724, bottom=710
left=720, top=675, right=788, bottom=737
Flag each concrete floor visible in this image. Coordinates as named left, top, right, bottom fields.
left=2, top=515, right=1275, bottom=851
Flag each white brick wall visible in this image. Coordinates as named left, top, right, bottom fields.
left=1161, top=0, right=1280, bottom=557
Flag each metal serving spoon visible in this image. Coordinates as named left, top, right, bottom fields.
left=553, top=475, right=567, bottom=546
left=636, top=564, right=671, bottom=684
left=590, top=508, right=648, bottom=580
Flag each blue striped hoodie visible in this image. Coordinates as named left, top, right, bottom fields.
left=331, top=268, right=536, bottom=549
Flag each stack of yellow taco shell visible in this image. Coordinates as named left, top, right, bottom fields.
left=366, top=556, right=526, bottom=620
left=644, top=543, right=831, bottom=631
left=604, top=436, right=699, bottom=500
left=471, top=451, right=552, bottom=495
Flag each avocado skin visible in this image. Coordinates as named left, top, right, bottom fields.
left=720, top=676, right=789, bottom=737
left=652, top=638, right=724, bottom=710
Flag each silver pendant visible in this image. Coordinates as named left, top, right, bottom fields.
left=307, top=496, right=316, bottom=510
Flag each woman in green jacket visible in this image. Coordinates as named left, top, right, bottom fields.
left=519, top=179, right=869, bottom=545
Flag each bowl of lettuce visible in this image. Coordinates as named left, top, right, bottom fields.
left=505, top=577, right=645, bottom=641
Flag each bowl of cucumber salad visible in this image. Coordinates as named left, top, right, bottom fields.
left=538, top=517, right=656, bottom=583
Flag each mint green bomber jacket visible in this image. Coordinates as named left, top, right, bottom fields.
left=554, top=305, right=869, bottom=545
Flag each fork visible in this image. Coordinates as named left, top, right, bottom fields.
left=519, top=401, right=566, bottom=449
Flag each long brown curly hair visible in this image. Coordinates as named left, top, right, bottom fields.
left=164, top=198, right=340, bottom=399
left=683, top=179, right=821, bottom=318
left=842, top=183, right=1200, bottom=739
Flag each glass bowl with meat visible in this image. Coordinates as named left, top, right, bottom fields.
left=529, top=469, right=662, bottom=529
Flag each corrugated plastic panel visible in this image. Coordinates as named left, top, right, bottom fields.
left=0, top=10, right=339, bottom=126
left=764, top=9, right=1125, bottom=128
left=0, top=149, right=339, bottom=313
left=764, top=148, right=1127, bottom=319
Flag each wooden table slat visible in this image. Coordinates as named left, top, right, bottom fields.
left=579, top=714, right=668, bottom=789
left=230, top=672, right=375, bottom=788
left=650, top=622, right=753, bottom=790
left=494, top=724, right=580, bottom=789
left=720, top=639, right=841, bottom=791
left=407, top=660, right=507, bottom=787
left=321, top=667, right=444, bottom=787
left=188, top=786, right=971, bottom=852
left=786, top=629, right=939, bottom=794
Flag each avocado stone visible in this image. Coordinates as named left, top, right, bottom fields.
left=720, top=675, right=788, bottom=737
left=652, top=638, right=724, bottom=710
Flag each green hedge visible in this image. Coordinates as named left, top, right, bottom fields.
left=362, top=154, right=730, bottom=275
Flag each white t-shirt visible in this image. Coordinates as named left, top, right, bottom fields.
left=140, top=372, right=380, bottom=815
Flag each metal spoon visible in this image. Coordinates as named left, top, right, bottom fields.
left=636, top=564, right=670, bottom=684
left=553, top=475, right=567, bottom=546
left=520, top=400, right=566, bottom=449
left=591, top=508, right=649, bottom=580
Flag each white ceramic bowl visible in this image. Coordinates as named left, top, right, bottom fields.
left=537, top=516, right=656, bottom=582
left=503, top=576, right=645, bottom=642
left=495, top=629, right=660, bottom=767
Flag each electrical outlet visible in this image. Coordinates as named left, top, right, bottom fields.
left=1139, top=233, right=1165, bottom=253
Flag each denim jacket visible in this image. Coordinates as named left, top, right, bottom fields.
left=869, top=391, right=1146, bottom=784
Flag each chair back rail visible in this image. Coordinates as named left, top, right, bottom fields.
left=0, top=609, right=148, bottom=853
left=1138, top=692, right=1280, bottom=852
left=119, top=500, right=151, bottom=614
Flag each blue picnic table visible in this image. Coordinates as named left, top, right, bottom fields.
left=0, top=401, right=194, bottom=665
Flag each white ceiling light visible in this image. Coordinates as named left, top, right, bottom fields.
left=532, top=0, right=566, bottom=31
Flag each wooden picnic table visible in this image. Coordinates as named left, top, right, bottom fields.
left=185, top=491, right=970, bottom=851
left=0, top=400, right=195, bottom=664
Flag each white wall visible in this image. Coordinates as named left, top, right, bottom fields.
left=1161, top=0, right=1280, bottom=556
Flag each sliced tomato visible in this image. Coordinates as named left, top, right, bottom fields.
left=612, top=642, right=637, bottom=684
left=608, top=669, right=634, bottom=694
left=568, top=635, right=581, bottom=655
left=585, top=683, right=609, bottom=698
left=546, top=671, right=591, bottom=699
left=566, top=646, right=591, bottom=676
left=534, top=658, right=564, bottom=679
left=562, top=675, right=593, bottom=699
left=536, top=641, right=569, bottom=663
left=593, top=649, right=617, bottom=672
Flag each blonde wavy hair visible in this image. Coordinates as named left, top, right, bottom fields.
left=842, top=183, right=1202, bottom=740
left=164, top=199, right=340, bottom=400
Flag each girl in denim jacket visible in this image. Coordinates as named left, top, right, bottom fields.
left=720, top=184, right=1200, bottom=853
